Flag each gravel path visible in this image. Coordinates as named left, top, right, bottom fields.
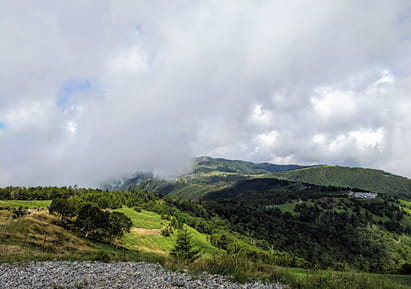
left=0, top=261, right=285, bottom=289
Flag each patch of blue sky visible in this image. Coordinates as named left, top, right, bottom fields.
left=0, top=122, right=6, bottom=129
left=56, top=79, right=103, bottom=112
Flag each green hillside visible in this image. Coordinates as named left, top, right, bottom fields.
left=133, top=172, right=248, bottom=200
left=113, top=207, right=221, bottom=257
left=1, top=185, right=411, bottom=289
left=271, top=166, right=411, bottom=199
left=202, top=178, right=411, bottom=272
left=107, top=156, right=306, bottom=193
left=132, top=158, right=411, bottom=201
left=0, top=200, right=220, bottom=262
left=193, top=156, right=307, bottom=174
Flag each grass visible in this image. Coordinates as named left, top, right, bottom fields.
left=0, top=200, right=51, bottom=209
left=0, top=209, right=96, bottom=263
left=400, top=200, right=411, bottom=214
left=113, top=207, right=166, bottom=229
left=286, top=267, right=411, bottom=289
left=268, top=201, right=313, bottom=215
left=1, top=203, right=410, bottom=289
left=114, top=206, right=221, bottom=257
left=0, top=207, right=168, bottom=265
left=191, top=255, right=411, bottom=289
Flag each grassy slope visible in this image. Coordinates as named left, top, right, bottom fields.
left=113, top=207, right=221, bottom=257
left=0, top=200, right=52, bottom=208
left=271, top=166, right=411, bottom=198
left=0, top=208, right=96, bottom=263
left=134, top=172, right=250, bottom=200
left=0, top=202, right=220, bottom=263
left=287, top=267, right=411, bottom=289
left=0, top=200, right=410, bottom=288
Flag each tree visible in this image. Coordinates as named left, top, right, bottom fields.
left=75, top=203, right=106, bottom=239
left=106, top=211, right=132, bottom=240
left=171, top=226, right=200, bottom=264
left=49, top=198, right=77, bottom=223
left=75, top=203, right=132, bottom=241
left=399, top=263, right=411, bottom=275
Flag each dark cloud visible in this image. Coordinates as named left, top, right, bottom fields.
left=0, top=0, right=410, bottom=186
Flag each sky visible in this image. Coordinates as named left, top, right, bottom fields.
left=1, top=0, right=411, bottom=187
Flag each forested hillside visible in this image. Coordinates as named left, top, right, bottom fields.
left=120, top=158, right=411, bottom=201
left=271, top=166, right=411, bottom=199
left=105, top=156, right=307, bottom=197
left=2, top=158, right=411, bottom=288
left=202, top=178, right=411, bottom=272
left=1, top=182, right=411, bottom=288
left=193, top=156, right=307, bottom=174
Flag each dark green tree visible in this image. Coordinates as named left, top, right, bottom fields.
left=171, top=226, right=200, bottom=264
left=75, top=203, right=106, bottom=239
left=106, top=211, right=132, bottom=239
left=399, top=263, right=411, bottom=275
left=75, top=203, right=132, bottom=241
left=49, top=198, right=77, bottom=222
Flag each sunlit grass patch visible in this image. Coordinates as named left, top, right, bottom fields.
left=0, top=200, right=51, bottom=209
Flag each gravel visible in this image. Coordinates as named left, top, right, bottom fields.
left=0, top=261, right=285, bottom=289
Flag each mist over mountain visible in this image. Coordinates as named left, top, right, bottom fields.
left=106, top=157, right=411, bottom=200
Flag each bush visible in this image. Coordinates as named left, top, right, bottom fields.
left=93, top=250, right=111, bottom=263
left=12, top=206, right=26, bottom=218
left=161, top=227, right=172, bottom=237
left=399, top=263, right=411, bottom=275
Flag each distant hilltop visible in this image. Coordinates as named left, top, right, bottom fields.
left=103, top=156, right=411, bottom=199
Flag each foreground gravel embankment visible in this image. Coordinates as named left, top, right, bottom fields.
left=0, top=261, right=285, bottom=289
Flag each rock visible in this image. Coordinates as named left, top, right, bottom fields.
left=0, top=261, right=284, bottom=289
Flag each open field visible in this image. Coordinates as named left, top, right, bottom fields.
left=114, top=206, right=221, bottom=257
left=0, top=200, right=51, bottom=208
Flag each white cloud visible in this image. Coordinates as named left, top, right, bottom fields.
left=312, top=134, right=326, bottom=145
left=255, top=130, right=279, bottom=151
left=249, top=104, right=274, bottom=128
left=311, top=88, right=357, bottom=119
left=66, top=121, right=77, bottom=136
left=108, top=46, right=148, bottom=74
left=326, top=128, right=384, bottom=152
left=0, top=0, right=411, bottom=186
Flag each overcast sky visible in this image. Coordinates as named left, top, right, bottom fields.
left=1, top=0, right=411, bottom=186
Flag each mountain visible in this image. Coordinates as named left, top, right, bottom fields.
left=270, top=166, right=411, bottom=199
left=193, top=156, right=308, bottom=174
left=111, top=157, right=308, bottom=199
left=2, top=168, right=411, bottom=286
left=105, top=157, right=411, bottom=200
left=101, top=172, right=153, bottom=191
left=132, top=172, right=249, bottom=200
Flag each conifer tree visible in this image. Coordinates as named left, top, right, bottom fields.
left=171, top=226, right=200, bottom=264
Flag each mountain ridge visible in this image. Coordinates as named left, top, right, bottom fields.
left=109, top=157, right=411, bottom=199
left=270, top=165, right=411, bottom=198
